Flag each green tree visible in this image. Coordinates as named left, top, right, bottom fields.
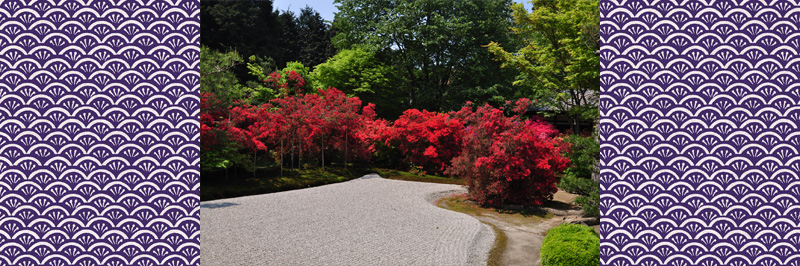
left=201, top=0, right=281, bottom=62
left=333, top=0, right=520, bottom=112
left=201, top=1, right=336, bottom=71
left=200, top=46, right=249, bottom=106
left=297, top=6, right=336, bottom=68
left=311, top=48, right=402, bottom=118
left=486, top=0, right=600, bottom=132
left=558, top=134, right=600, bottom=217
left=276, top=10, right=301, bottom=67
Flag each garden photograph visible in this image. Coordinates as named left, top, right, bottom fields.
left=199, top=0, right=601, bottom=265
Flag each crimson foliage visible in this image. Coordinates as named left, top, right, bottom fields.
left=446, top=100, right=570, bottom=206
left=384, top=109, right=465, bottom=174
left=200, top=92, right=226, bottom=149
left=201, top=73, right=570, bottom=206
left=220, top=86, right=384, bottom=168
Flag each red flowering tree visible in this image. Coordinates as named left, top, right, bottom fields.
left=354, top=104, right=391, bottom=156
left=313, top=88, right=380, bottom=166
left=200, top=92, right=227, bottom=150
left=267, top=87, right=382, bottom=170
left=384, top=109, right=465, bottom=175
left=445, top=99, right=570, bottom=206
left=224, top=102, right=286, bottom=175
left=200, top=92, right=251, bottom=172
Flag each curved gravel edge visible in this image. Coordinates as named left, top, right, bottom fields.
left=422, top=187, right=495, bottom=266
left=362, top=174, right=495, bottom=266
left=356, top=174, right=495, bottom=266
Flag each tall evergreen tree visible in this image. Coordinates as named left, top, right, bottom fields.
left=275, top=10, right=301, bottom=67
left=202, top=1, right=337, bottom=71
left=200, top=0, right=281, bottom=60
left=297, top=6, right=336, bottom=68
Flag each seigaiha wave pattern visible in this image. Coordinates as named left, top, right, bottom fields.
left=600, top=1, right=800, bottom=265
left=0, top=1, right=200, bottom=265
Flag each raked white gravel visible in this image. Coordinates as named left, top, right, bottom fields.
left=201, top=174, right=494, bottom=266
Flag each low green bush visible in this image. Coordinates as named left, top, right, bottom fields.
left=540, top=224, right=600, bottom=266
left=559, top=134, right=600, bottom=217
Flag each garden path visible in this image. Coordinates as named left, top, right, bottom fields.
left=441, top=190, right=594, bottom=266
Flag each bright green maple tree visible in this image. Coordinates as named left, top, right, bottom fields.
left=486, top=0, right=600, bottom=130
left=311, top=48, right=402, bottom=118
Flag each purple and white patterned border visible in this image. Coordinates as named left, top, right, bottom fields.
left=0, top=1, right=200, bottom=265
left=600, top=1, right=800, bottom=265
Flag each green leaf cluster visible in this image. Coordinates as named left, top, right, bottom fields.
left=201, top=137, right=252, bottom=173
left=246, top=55, right=279, bottom=104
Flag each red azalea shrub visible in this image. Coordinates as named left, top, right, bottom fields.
left=265, top=70, right=308, bottom=96
left=322, top=94, right=389, bottom=162
left=226, top=102, right=285, bottom=155
left=445, top=100, right=570, bottom=206
left=223, top=87, right=381, bottom=168
left=385, top=109, right=465, bottom=174
left=200, top=92, right=228, bottom=150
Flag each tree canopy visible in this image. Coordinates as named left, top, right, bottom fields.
left=311, top=48, right=402, bottom=118
left=485, top=0, right=600, bottom=130
left=201, top=1, right=335, bottom=71
left=332, top=0, right=521, bottom=112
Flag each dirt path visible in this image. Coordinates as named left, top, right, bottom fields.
left=436, top=190, right=597, bottom=266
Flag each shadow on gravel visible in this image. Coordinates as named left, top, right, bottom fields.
left=200, top=202, right=240, bottom=209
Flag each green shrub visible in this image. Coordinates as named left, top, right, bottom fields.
left=573, top=187, right=599, bottom=217
left=540, top=224, right=600, bottom=266
left=558, top=175, right=600, bottom=217
left=562, top=134, right=599, bottom=180
left=559, top=134, right=600, bottom=217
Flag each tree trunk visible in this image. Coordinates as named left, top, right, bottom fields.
left=291, top=137, right=294, bottom=169
left=344, top=127, right=348, bottom=169
left=321, top=136, right=325, bottom=172
left=299, top=134, right=303, bottom=169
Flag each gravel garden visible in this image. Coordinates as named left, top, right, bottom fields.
left=201, top=0, right=600, bottom=264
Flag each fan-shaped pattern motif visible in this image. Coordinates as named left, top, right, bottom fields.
left=0, top=1, right=200, bottom=265
left=600, top=1, right=800, bottom=266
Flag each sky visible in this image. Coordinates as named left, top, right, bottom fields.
left=272, top=0, right=534, bottom=23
